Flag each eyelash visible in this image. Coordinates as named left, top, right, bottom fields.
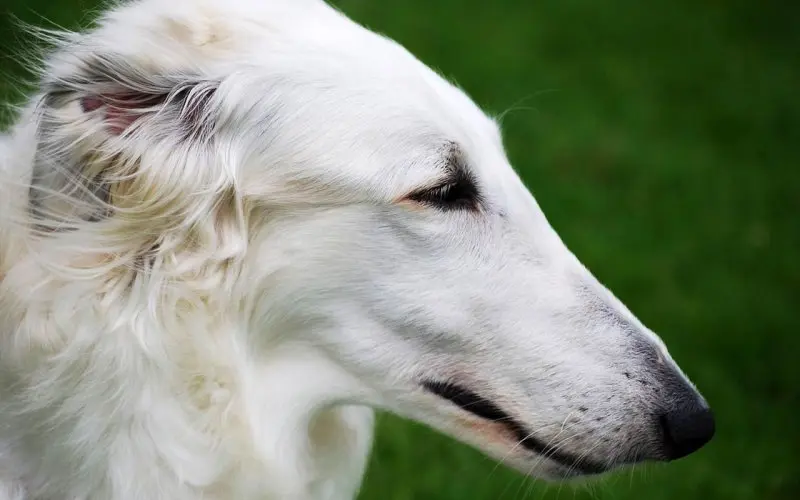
left=408, top=175, right=480, bottom=211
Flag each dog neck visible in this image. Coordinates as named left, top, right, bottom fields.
left=0, top=257, right=374, bottom=499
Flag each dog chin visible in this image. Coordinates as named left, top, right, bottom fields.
left=535, top=461, right=611, bottom=481
left=467, top=441, right=611, bottom=482
left=506, top=452, right=613, bottom=481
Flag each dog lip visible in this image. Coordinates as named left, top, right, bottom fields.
left=421, top=380, right=608, bottom=475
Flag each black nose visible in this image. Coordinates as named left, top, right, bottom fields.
left=659, top=403, right=715, bottom=460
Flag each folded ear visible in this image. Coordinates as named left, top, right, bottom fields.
left=25, top=50, right=248, bottom=284
left=30, top=52, right=220, bottom=227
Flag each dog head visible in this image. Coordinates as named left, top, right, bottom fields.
left=19, top=0, right=713, bottom=479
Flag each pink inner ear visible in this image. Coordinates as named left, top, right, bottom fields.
left=80, top=97, right=104, bottom=113
left=79, top=94, right=149, bottom=135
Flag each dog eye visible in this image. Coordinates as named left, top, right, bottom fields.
left=408, top=175, right=480, bottom=211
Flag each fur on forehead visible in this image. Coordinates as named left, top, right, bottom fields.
left=73, top=0, right=411, bottom=74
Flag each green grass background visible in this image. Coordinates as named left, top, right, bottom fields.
left=1, top=0, right=798, bottom=499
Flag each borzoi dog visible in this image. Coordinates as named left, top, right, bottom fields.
left=0, top=0, right=715, bottom=498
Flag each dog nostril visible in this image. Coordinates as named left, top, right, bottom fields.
left=658, top=405, right=715, bottom=460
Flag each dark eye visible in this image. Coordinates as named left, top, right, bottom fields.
left=408, top=174, right=480, bottom=211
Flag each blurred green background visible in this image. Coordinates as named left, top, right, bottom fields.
left=1, top=0, right=798, bottom=499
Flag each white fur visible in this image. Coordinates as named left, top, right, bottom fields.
left=0, top=1, right=706, bottom=499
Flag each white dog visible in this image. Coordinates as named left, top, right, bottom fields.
left=0, top=0, right=715, bottom=498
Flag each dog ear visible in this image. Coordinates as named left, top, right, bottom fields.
left=26, top=51, right=248, bottom=282
left=30, top=52, right=221, bottom=228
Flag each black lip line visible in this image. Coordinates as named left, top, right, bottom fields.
left=422, top=380, right=607, bottom=474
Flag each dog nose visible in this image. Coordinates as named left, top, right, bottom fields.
left=659, top=401, right=715, bottom=460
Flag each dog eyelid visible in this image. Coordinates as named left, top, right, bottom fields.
left=405, top=169, right=481, bottom=211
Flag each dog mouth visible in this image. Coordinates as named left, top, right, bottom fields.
left=422, top=380, right=607, bottom=475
